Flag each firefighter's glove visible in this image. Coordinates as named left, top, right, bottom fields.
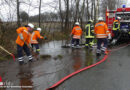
left=19, top=34, right=24, bottom=40
left=108, top=34, right=111, bottom=40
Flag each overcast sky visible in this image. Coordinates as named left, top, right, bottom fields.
left=0, top=0, right=129, bottom=21
left=0, top=0, right=61, bottom=21
left=127, top=0, right=130, bottom=6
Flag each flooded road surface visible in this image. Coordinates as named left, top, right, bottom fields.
left=55, top=45, right=130, bottom=90
left=0, top=41, right=97, bottom=90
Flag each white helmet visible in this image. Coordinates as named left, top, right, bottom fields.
left=37, top=28, right=42, bottom=32
left=98, top=17, right=104, bottom=21
left=117, top=17, right=121, bottom=20
left=28, top=23, right=34, bottom=28
left=75, top=22, right=80, bottom=25
left=88, top=20, right=93, bottom=23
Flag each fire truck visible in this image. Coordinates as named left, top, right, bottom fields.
left=106, top=5, right=130, bottom=43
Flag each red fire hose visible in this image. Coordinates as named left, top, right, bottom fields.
left=46, top=55, right=108, bottom=90
left=46, top=43, right=130, bottom=90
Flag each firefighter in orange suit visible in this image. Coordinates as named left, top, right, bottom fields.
left=31, top=28, right=46, bottom=54
left=16, top=23, right=34, bottom=65
left=71, top=22, right=83, bottom=48
left=94, top=17, right=111, bottom=56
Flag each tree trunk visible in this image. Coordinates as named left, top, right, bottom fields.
left=94, top=0, right=96, bottom=23
left=17, top=0, right=20, bottom=27
left=80, top=0, right=85, bottom=29
left=91, top=0, right=94, bottom=20
left=74, top=0, right=80, bottom=23
left=96, top=0, right=99, bottom=22
left=64, top=0, right=69, bottom=33
left=59, top=0, right=64, bottom=31
left=86, top=0, right=90, bottom=20
left=39, top=0, right=42, bottom=27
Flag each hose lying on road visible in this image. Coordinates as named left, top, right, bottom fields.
left=46, top=55, right=108, bottom=90
left=0, top=45, right=15, bottom=61
left=46, top=43, right=130, bottom=90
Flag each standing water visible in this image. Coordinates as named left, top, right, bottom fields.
left=0, top=41, right=97, bottom=90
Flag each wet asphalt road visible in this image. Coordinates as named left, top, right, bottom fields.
left=0, top=41, right=129, bottom=90
left=0, top=41, right=97, bottom=90
left=55, top=45, right=130, bottom=90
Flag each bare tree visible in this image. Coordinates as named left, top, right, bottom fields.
left=96, top=0, right=99, bottom=21
left=17, top=0, right=20, bottom=27
left=20, top=11, right=29, bottom=22
left=64, top=0, right=70, bottom=32
left=59, top=0, right=64, bottom=31
left=86, top=0, right=90, bottom=20
left=79, top=0, right=85, bottom=28
left=91, top=0, right=94, bottom=20
left=75, top=0, right=80, bottom=22
left=39, top=0, right=42, bottom=27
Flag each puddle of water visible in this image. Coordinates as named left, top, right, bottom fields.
left=0, top=40, right=98, bottom=90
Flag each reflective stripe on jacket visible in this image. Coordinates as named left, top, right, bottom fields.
left=94, top=21, right=109, bottom=38
left=31, top=30, right=43, bottom=44
left=71, top=25, right=82, bottom=39
left=112, top=20, right=120, bottom=31
left=16, top=27, right=31, bottom=46
left=85, top=24, right=94, bottom=38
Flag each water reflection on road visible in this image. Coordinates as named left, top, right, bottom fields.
left=0, top=41, right=97, bottom=90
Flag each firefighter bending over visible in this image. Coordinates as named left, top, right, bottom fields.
left=16, top=23, right=34, bottom=65
left=31, top=28, right=47, bottom=55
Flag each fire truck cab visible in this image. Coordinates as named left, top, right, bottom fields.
left=106, top=5, right=130, bottom=41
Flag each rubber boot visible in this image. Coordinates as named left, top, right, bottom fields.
left=18, top=57, right=24, bottom=65
left=28, top=55, right=33, bottom=62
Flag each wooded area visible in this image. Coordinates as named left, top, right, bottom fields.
left=0, top=0, right=127, bottom=54
left=0, top=0, right=127, bottom=28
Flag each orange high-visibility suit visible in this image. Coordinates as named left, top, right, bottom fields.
left=16, top=27, right=31, bottom=46
left=94, top=21, right=110, bottom=55
left=16, top=27, right=33, bottom=63
left=71, top=25, right=83, bottom=47
left=71, top=26, right=83, bottom=39
left=94, top=22, right=110, bottom=38
left=31, top=31, right=44, bottom=44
